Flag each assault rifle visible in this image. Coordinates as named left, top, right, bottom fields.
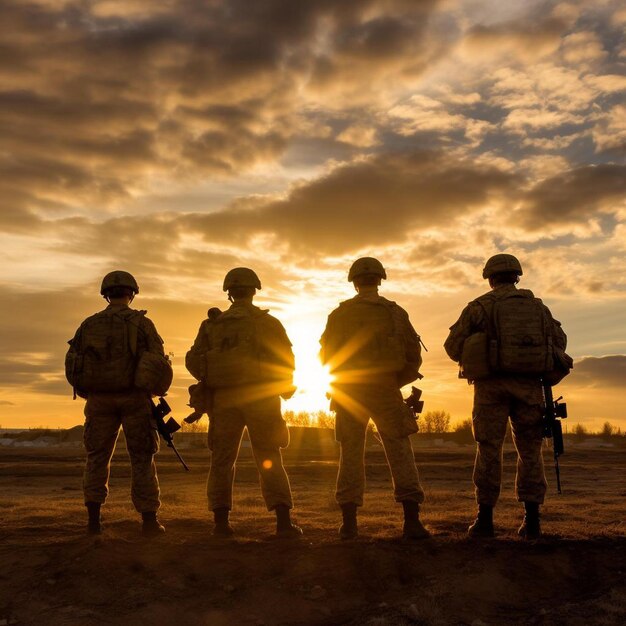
left=405, top=386, right=424, bottom=432
left=542, top=382, right=567, bottom=494
left=150, top=397, right=190, bottom=472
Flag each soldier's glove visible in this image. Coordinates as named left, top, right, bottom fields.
left=280, top=385, right=297, bottom=400
left=184, top=410, right=203, bottom=424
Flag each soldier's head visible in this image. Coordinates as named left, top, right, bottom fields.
left=482, top=254, right=522, bottom=289
left=223, top=267, right=261, bottom=302
left=100, top=270, right=139, bottom=304
left=348, top=257, right=387, bottom=292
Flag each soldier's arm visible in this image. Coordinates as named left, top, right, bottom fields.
left=67, top=325, right=82, bottom=352
left=189, top=320, right=210, bottom=354
left=140, top=317, right=166, bottom=355
left=444, top=304, right=481, bottom=362
left=549, top=313, right=568, bottom=351
left=185, top=320, right=211, bottom=381
left=398, top=308, right=422, bottom=371
left=266, top=317, right=296, bottom=373
left=319, top=312, right=337, bottom=366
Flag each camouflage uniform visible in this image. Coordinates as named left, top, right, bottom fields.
left=320, top=292, right=425, bottom=507
left=444, top=284, right=568, bottom=506
left=207, top=390, right=292, bottom=510
left=187, top=300, right=295, bottom=512
left=68, top=304, right=165, bottom=512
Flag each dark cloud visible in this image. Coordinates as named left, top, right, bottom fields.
left=184, top=151, right=516, bottom=255
left=0, top=0, right=442, bottom=221
left=566, top=355, right=626, bottom=388
left=464, top=16, right=569, bottom=57
left=517, top=164, right=626, bottom=229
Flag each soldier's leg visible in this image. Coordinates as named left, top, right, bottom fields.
left=374, top=399, right=425, bottom=504
left=472, top=382, right=510, bottom=506
left=246, top=400, right=301, bottom=536
left=510, top=399, right=547, bottom=505
left=374, top=397, right=428, bottom=539
left=335, top=410, right=369, bottom=507
left=249, top=445, right=293, bottom=510
left=244, top=397, right=292, bottom=510
left=83, top=394, right=121, bottom=506
left=206, top=410, right=246, bottom=511
left=120, top=391, right=161, bottom=514
left=378, top=432, right=424, bottom=502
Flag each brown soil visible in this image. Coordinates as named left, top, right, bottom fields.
left=0, top=439, right=624, bottom=625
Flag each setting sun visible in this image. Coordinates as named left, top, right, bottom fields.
left=284, top=319, right=334, bottom=417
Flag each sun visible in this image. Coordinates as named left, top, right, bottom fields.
left=283, top=319, right=334, bottom=416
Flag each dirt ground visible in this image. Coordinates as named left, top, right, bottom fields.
left=0, top=436, right=625, bottom=626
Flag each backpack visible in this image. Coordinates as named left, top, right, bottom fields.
left=65, top=309, right=144, bottom=395
left=461, top=289, right=554, bottom=379
left=326, top=298, right=407, bottom=378
left=204, top=307, right=265, bottom=388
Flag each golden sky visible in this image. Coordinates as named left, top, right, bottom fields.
left=0, top=0, right=625, bottom=429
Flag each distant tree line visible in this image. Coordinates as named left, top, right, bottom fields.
left=171, top=411, right=625, bottom=440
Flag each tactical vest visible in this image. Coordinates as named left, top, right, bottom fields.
left=66, top=309, right=144, bottom=394
left=326, top=298, right=407, bottom=379
left=204, top=308, right=268, bottom=388
left=461, top=289, right=554, bottom=379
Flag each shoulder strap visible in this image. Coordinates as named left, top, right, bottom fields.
left=115, top=309, right=146, bottom=357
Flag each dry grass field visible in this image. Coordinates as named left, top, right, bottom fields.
left=0, top=431, right=625, bottom=626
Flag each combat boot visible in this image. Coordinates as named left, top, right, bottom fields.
left=338, top=503, right=358, bottom=540
left=213, top=507, right=235, bottom=537
left=518, top=502, right=542, bottom=540
left=468, top=504, right=495, bottom=538
left=275, top=504, right=303, bottom=538
left=402, top=501, right=430, bottom=540
left=141, top=511, right=165, bottom=536
left=86, top=502, right=102, bottom=535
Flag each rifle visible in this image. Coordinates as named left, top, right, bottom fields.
left=150, top=397, right=190, bottom=472
left=542, top=382, right=567, bottom=493
left=404, top=386, right=424, bottom=431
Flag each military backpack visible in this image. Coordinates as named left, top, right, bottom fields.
left=204, top=307, right=268, bottom=388
left=461, top=289, right=555, bottom=380
left=66, top=309, right=172, bottom=397
left=325, top=298, right=409, bottom=380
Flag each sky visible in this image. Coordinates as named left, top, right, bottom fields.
left=0, top=0, right=624, bottom=430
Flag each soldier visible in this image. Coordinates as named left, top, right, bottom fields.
left=320, top=257, right=429, bottom=540
left=185, top=268, right=301, bottom=538
left=65, top=271, right=172, bottom=536
left=444, top=254, right=570, bottom=539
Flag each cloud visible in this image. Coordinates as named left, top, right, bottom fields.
left=592, top=104, right=626, bottom=154
left=516, top=164, right=626, bottom=229
left=566, top=355, right=626, bottom=388
left=182, top=151, right=516, bottom=255
left=560, top=31, right=608, bottom=67
left=0, top=0, right=444, bottom=223
left=463, top=15, right=568, bottom=62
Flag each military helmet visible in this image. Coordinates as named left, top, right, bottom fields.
left=222, top=267, right=262, bottom=291
left=100, top=270, right=139, bottom=295
left=482, top=254, right=523, bottom=279
left=348, top=257, right=387, bottom=282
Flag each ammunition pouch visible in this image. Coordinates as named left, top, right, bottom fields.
left=135, top=351, right=173, bottom=397
left=542, top=346, right=574, bottom=386
left=460, top=332, right=491, bottom=381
